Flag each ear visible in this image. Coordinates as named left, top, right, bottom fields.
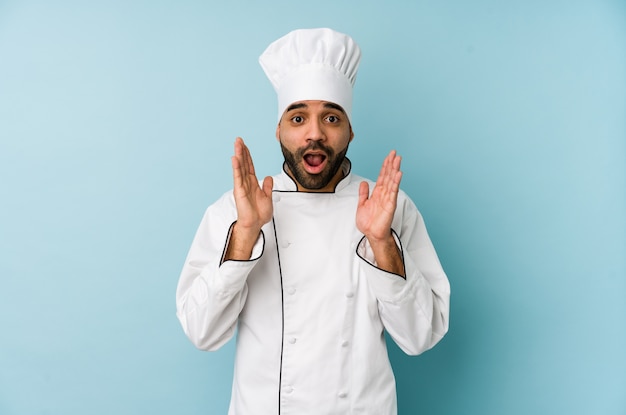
left=275, top=122, right=281, bottom=141
left=349, top=126, right=355, bottom=142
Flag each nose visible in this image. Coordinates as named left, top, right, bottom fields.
left=306, top=118, right=326, bottom=142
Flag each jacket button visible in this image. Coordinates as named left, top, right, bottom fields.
left=338, top=391, right=348, bottom=398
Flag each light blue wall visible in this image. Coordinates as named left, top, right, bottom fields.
left=1, top=1, right=624, bottom=414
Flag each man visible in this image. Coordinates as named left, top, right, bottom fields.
left=176, top=28, right=450, bottom=414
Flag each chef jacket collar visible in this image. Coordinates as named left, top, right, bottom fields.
left=276, top=158, right=352, bottom=193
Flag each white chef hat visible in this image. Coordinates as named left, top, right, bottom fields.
left=259, top=28, right=361, bottom=123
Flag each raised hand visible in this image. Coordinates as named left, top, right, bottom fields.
left=225, top=137, right=273, bottom=261
left=356, top=150, right=402, bottom=240
left=356, top=150, right=405, bottom=276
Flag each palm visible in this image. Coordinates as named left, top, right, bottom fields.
left=232, top=137, right=273, bottom=230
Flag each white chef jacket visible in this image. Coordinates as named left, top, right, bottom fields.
left=176, top=159, right=450, bottom=415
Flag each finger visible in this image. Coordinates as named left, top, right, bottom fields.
left=385, top=153, right=401, bottom=182
left=379, top=154, right=402, bottom=207
left=233, top=138, right=255, bottom=193
left=262, top=176, right=274, bottom=198
left=358, top=181, right=370, bottom=207
left=234, top=137, right=247, bottom=175
left=393, top=153, right=401, bottom=171
left=383, top=151, right=393, bottom=172
left=232, top=155, right=245, bottom=191
left=375, top=151, right=392, bottom=188
left=379, top=151, right=396, bottom=193
left=238, top=137, right=251, bottom=176
left=243, top=140, right=256, bottom=177
left=383, top=170, right=402, bottom=211
left=390, top=155, right=402, bottom=186
left=394, top=170, right=403, bottom=186
left=234, top=137, right=244, bottom=157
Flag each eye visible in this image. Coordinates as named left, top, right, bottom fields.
left=291, top=115, right=304, bottom=124
left=326, top=115, right=340, bottom=123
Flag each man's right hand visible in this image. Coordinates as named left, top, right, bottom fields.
left=224, top=137, right=274, bottom=261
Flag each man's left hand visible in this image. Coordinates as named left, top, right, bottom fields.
left=356, top=150, right=405, bottom=276
left=356, top=150, right=402, bottom=240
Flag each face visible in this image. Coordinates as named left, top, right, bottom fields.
left=276, top=100, right=354, bottom=192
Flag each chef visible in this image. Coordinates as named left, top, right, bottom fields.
left=176, top=28, right=450, bottom=415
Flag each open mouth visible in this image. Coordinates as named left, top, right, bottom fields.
left=303, top=153, right=327, bottom=174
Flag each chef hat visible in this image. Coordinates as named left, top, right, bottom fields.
left=259, top=28, right=361, bottom=123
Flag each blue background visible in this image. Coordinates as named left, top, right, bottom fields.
left=1, top=1, right=624, bottom=414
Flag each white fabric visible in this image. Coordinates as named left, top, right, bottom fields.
left=176, top=161, right=450, bottom=415
left=259, top=28, right=361, bottom=122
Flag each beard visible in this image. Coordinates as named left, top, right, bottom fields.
left=280, top=140, right=349, bottom=190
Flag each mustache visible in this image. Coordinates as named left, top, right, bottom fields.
left=296, top=141, right=335, bottom=157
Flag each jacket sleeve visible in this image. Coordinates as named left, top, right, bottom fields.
left=175, top=192, right=265, bottom=351
left=356, top=192, right=450, bottom=355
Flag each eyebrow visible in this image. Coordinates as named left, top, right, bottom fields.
left=285, top=102, right=308, bottom=112
left=284, top=102, right=347, bottom=114
left=323, top=102, right=347, bottom=114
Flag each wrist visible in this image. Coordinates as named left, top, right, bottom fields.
left=232, top=221, right=262, bottom=240
left=224, top=222, right=262, bottom=261
left=365, top=231, right=395, bottom=249
left=365, top=231, right=405, bottom=277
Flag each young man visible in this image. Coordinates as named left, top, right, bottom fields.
left=176, top=28, right=450, bottom=415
